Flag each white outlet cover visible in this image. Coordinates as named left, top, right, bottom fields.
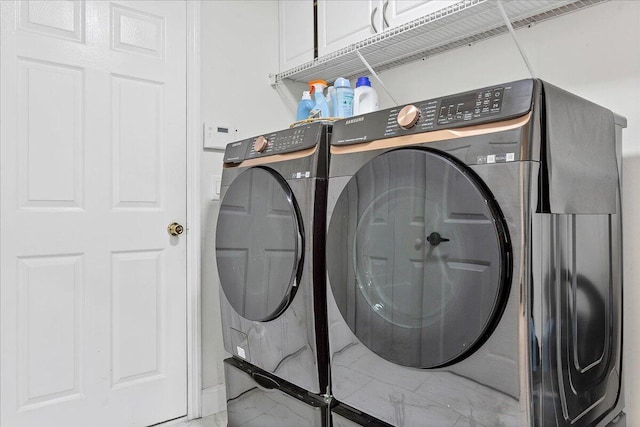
left=211, top=174, right=221, bottom=201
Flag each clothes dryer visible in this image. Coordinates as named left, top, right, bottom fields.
left=325, top=80, right=626, bottom=426
left=215, top=123, right=330, bottom=395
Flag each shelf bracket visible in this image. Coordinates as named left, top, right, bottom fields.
left=355, top=50, right=399, bottom=106
left=497, top=0, right=536, bottom=78
left=269, top=73, right=279, bottom=87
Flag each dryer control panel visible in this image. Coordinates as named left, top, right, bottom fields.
left=223, top=122, right=327, bottom=164
left=332, top=79, right=533, bottom=146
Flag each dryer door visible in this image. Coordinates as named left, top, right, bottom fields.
left=327, top=148, right=512, bottom=368
left=216, top=167, right=303, bottom=322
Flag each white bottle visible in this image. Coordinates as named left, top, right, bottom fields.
left=353, top=76, right=379, bottom=115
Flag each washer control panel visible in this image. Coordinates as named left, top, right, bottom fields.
left=437, top=86, right=504, bottom=125
left=332, top=79, right=533, bottom=146
left=223, top=123, right=326, bottom=164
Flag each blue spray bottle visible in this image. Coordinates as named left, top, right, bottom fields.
left=308, top=80, right=330, bottom=118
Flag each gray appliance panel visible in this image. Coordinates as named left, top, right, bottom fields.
left=224, top=358, right=327, bottom=427
left=327, top=131, right=624, bottom=426
left=218, top=174, right=325, bottom=393
left=332, top=403, right=394, bottom=426
left=532, top=209, right=623, bottom=425
left=327, top=160, right=530, bottom=426
left=329, top=126, right=530, bottom=174
left=541, top=82, right=618, bottom=214
left=331, top=79, right=622, bottom=215
left=326, top=148, right=511, bottom=369
left=332, top=413, right=363, bottom=427
left=222, top=122, right=327, bottom=168
left=216, top=167, right=301, bottom=322
left=216, top=125, right=329, bottom=394
left=331, top=79, right=533, bottom=145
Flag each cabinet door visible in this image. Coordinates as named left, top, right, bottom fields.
left=318, top=0, right=383, bottom=57
left=384, top=0, right=455, bottom=29
left=279, top=0, right=315, bottom=71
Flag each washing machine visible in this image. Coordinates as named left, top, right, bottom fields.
left=215, top=122, right=330, bottom=396
left=325, top=79, right=626, bottom=426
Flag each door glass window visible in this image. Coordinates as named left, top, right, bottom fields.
left=327, top=149, right=511, bottom=368
left=216, top=167, right=302, bottom=322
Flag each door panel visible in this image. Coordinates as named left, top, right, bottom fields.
left=17, top=254, right=85, bottom=408
left=543, top=214, right=620, bottom=425
left=18, top=58, right=84, bottom=210
left=318, top=0, right=379, bottom=56
left=112, top=75, right=164, bottom=209
left=18, top=0, right=84, bottom=42
left=278, top=0, right=314, bottom=71
left=111, top=250, right=165, bottom=386
left=385, top=0, right=455, bottom=29
left=216, top=168, right=302, bottom=322
left=1, top=1, right=187, bottom=425
left=327, top=149, right=511, bottom=368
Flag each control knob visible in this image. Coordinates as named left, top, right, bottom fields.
left=397, top=105, right=420, bottom=129
left=253, top=136, right=268, bottom=152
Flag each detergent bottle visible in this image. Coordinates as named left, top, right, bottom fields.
left=331, top=77, right=354, bottom=118
left=327, top=85, right=336, bottom=116
left=308, top=80, right=330, bottom=118
left=296, top=90, right=314, bottom=121
left=353, top=76, right=379, bottom=115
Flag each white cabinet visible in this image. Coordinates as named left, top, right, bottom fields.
left=385, top=0, right=456, bottom=28
left=275, top=0, right=593, bottom=84
left=279, top=0, right=314, bottom=71
left=318, top=0, right=380, bottom=57
left=318, top=1, right=453, bottom=57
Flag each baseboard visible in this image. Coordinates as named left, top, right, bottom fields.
left=201, top=384, right=226, bottom=417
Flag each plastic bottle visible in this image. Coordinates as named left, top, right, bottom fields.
left=308, top=79, right=330, bottom=118
left=353, top=76, right=379, bottom=115
left=331, top=77, right=354, bottom=118
left=296, top=90, right=314, bottom=121
left=327, top=86, right=336, bottom=116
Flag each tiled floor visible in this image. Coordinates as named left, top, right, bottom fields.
left=163, top=411, right=227, bottom=427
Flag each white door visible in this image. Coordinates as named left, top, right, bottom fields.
left=279, top=0, right=314, bottom=71
left=0, top=1, right=188, bottom=426
left=317, top=0, right=382, bottom=57
left=384, top=0, right=456, bottom=29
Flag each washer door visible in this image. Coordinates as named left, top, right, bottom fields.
left=216, top=167, right=303, bottom=322
left=327, top=148, right=511, bottom=368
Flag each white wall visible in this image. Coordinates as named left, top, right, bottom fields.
left=199, top=0, right=640, bottom=421
left=199, top=0, right=304, bottom=401
left=372, top=1, right=640, bottom=423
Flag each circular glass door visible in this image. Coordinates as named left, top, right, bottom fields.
left=326, top=148, right=511, bottom=368
left=216, top=167, right=303, bottom=322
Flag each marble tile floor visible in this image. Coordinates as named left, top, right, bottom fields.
left=161, top=411, right=227, bottom=427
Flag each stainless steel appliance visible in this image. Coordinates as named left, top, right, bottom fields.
left=332, top=401, right=393, bottom=427
left=224, top=358, right=329, bottom=427
left=215, top=123, right=330, bottom=397
left=325, top=79, right=626, bottom=426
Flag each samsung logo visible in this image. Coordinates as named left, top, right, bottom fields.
left=231, top=142, right=242, bottom=147
left=345, top=117, right=365, bottom=125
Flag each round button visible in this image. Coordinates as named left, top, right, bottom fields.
left=254, top=136, right=268, bottom=152
left=397, top=105, right=420, bottom=129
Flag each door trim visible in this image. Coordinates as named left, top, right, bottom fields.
left=186, top=0, right=202, bottom=420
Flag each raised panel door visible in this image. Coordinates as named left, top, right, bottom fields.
left=318, top=0, right=382, bottom=57
left=384, top=0, right=455, bottom=29
left=279, top=0, right=314, bottom=71
left=0, top=1, right=188, bottom=425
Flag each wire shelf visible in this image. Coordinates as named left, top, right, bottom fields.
left=271, top=0, right=606, bottom=84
